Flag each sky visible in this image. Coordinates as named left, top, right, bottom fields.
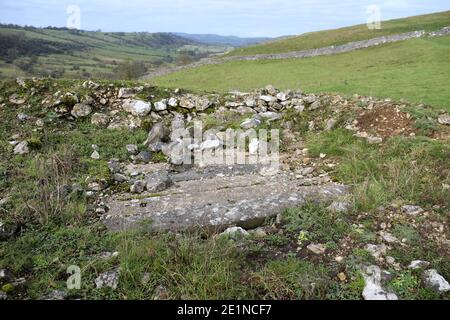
left=0, top=0, right=449, bottom=37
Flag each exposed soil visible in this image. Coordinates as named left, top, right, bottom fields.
left=356, top=104, right=417, bottom=139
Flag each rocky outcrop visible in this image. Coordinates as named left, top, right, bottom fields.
left=102, top=163, right=349, bottom=233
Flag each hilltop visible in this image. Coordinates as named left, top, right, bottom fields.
left=227, top=10, right=450, bottom=56
left=173, top=32, right=273, bottom=47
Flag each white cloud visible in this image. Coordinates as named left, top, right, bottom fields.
left=0, top=0, right=448, bottom=36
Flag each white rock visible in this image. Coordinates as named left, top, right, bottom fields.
left=422, top=269, right=450, bottom=293
left=91, top=150, right=100, bottom=160
left=130, top=180, right=146, bottom=194
left=14, top=141, right=29, bottom=155
left=168, top=97, right=178, bottom=107
left=95, top=270, right=119, bottom=290
left=437, top=114, right=450, bottom=125
left=402, top=205, right=424, bottom=216
left=248, top=139, right=259, bottom=155
left=221, top=227, right=249, bottom=240
left=200, top=139, right=221, bottom=151
left=71, top=103, right=92, bottom=118
left=118, top=88, right=136, bottom=98
left=367, top=136, right=383, bottom=144
left=307, top=243, right=326, bottom=255
left=240, top=118, right=261, bottom=130
left=408, top=260, right=430, bottom=270
left=325, top=118, right=337, bottom=131
left=91, top=113, right=109, bottom=127
left=154, top=99, right=168, bottom=111
left=365, top=244, right=388, bottom=260
left=362, top=265, right=398, bottom=300
left=259, top=112, right=281, bottom=121
left=327, top=201, right=350, bottom=213
left=122, top=99, right=151, bottom=116
left=379, top=231, right=399, bottom=244
left=259, top=95, right=274, bottom=103
left=126, top=144, right=138, bottom=155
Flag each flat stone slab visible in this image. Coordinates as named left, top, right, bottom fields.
left=102, top=166, right=349, bottom=233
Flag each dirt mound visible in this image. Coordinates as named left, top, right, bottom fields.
left=356, top=104, right=417, bottom=139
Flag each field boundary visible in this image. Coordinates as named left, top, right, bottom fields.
left=142, top=26, right=450, bottom=79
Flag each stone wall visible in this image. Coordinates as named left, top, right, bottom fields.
left=142, top=26, right=450, bottom=79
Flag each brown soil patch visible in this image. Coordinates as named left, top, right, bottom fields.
left=356, top=104, right=417, bottom=139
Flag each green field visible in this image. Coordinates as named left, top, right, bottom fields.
left=227, top=10, right=450, bottom=56
left=153, top=35, right=450, bottom=110
left=0, top=26, right=227, bottom=79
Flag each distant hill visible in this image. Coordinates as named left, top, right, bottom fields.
left=173, top=32, right=273, bottom=47
left=226, top=10, right=450, bottom=56
left=0, top=24, right=225, bottom=79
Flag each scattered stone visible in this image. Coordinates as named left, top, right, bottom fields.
left=422, top=269, right=450, bottom=293
left=14, top=141, right=29, bottom=155
left=325, top=118, right=337, bottom=130
left=153, top=285, right=169, bottom=300
left=327, top=200, right=350, bottom=213
left=259, top=112, right=281, bottom=121
left=361, top=265, right=398, bottom=300
left=0, top=291, right=6, bottom=300
left=134, top=151, right=151, bottom=164
left=161, top=140, right=187, bottom=165
left=365, top=244, right=388, bottom=260
left=35, top=118, right=45, bottom=127
left=250, top=227, right=268, bottom=238
left=95, top=270, right=119, bottom=290
left=407, top=260, right=431, bottom=270
left=144, top=123, right=169, bottom=150
left=108, top=159, right=121, bottom=174
left=379, top=231, right=399, bottom=244
left=402, top=205, right=424, bottom=216
left=91, top=113, right=109, bottom=127
left=309, top=100, right=321, bottom=110
left=71, top=103, right=92, bottom=118
left=141, top=273, right=151, bottom=285
left=200, top=138, right=222, bottom=151
left=126, top=144, right=139, bottom=155
left=0, top=269, right=12, bottom=281
left=260, top=95, right=274, bottom=103
left=145, top=171, right=172, bottom=193
left=88, top=182, right=103, bottom=192
left=91, top=150, right=100, bottom=160
left=122, top=99, right=151, bottom=116
left=265, top=85, right=277, bottom=95
left=437, top=114, right=450, bottom=125
left=17, top=113, right=29, bottom=122
left=118, top=88, right=136, bottom=98
left=240, top=118, right=261, bottom=130
left=131, top=180, right=146, bottom=194
left=98, top=251, right=119, bottom=260
left=307, top=243, right=326, bottom=255
left=338, top=272, right=347, bottom=282
left=113, top=173, right=129, bottom=183
left=386, top=256, right=396, bottom=265
left=221, top=227, right=249, bottom=240
left=40, top=290, right=67, bottom=300
left=168, top=98, right=178, bottom=107
left=367, top=136, right=383, bottom=144
left=154, top=99, right=168, bottom=111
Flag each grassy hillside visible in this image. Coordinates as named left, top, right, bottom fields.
left=227, top=10, right=450, bottom=56
left=153, top=35, right=450, bottom=111
left=0, top=25, right=227, bottom=80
